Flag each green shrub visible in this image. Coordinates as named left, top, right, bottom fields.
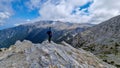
left=103, top=59, right=107, bottom=62
left=110, top=47, right=113, bottom=49
left=115, top=64, right=120, bottom=67
left=110, top=61, right=114, bottom=65
left=0, top=49, right=2, bottom=52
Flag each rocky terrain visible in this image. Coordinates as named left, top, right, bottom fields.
left=0, top=40, right=116, bottom=68
left=0, top=21, right=93, bottom=48
left=72, top=15, right=120, bottom=67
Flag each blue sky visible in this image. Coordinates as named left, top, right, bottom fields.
left=11, top=0, right=39, bottom=19
left=0, top=0, right=120, bottom=30
left=0, top=0, right=40, bottom=29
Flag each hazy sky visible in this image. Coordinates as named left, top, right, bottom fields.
left=0, top=0, right=120, bottom=29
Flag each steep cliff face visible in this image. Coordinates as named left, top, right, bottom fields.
left=0, top=40, right=115, bottom=68
left=72, top=15, right=120, bottom=67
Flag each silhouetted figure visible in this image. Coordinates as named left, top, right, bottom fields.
left=47, top=27, right=52, bottom=43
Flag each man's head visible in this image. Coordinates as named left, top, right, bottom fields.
left=49, top=27, right=51, bottom=30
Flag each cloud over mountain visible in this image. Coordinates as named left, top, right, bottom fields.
left=0, top=0, right=120, bottom=28
left=27, top=0, right=120, bottom=24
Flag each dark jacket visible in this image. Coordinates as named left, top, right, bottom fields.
left=47, top=30, right=52, bottom=37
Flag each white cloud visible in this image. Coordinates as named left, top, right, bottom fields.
left=26, top=0, right=42, bottom=10
left=0, top=12, right=11, bottom=26
left=0, top=0, right=13, bottom=25
left=0, top=12, right=11, bottom=19
left=14, top=19, right=31, bottom=26
left=1, top=0, right=120, bottom=26
left=0, top=0, right=13, bottom=12
left=34, top=0, right=120, bottom=24
left=88, top=0, right=120, bottom=24
left=26, top=19, right=31, bottom=22
left=38, top=0, right=92, bottom=23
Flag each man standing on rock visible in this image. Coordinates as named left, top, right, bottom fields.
left=47, top=27, right=52, bottom=43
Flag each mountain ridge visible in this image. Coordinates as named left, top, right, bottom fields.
left=0, top=20, right=93, bottom=48
left=72, top=15, right=120, bottom=67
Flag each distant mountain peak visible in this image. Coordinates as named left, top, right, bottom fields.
left=0, top=20, right=93, bottom=48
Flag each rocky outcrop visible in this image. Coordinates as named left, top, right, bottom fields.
left=0, top=40, right=115, bottom=68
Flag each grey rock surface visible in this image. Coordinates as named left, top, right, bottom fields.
left=0, top=40, right=116, bottom=68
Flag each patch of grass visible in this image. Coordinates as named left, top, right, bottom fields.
left=115, top=64, right=120, bottom=68
left=67, top=51, right=72, bottom=55
left=103, top=59, right=107, bottom=62
left=110, top=47, right=113, bottom=49
left=103, top=51, right=111, bottom=54
left=110, top=61, right=114, bottom=65
left=105, top=46, right=108, bottom=48
left=0, top=49, right=2, bottom=52
left=18, top=51, right=24, bottom=54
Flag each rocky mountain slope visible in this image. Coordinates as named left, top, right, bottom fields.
left=0, top=21, right=93, bottom=48
left=72, top=15, right=120, bottom=67
left=0, top=40, right=116, bottom=68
